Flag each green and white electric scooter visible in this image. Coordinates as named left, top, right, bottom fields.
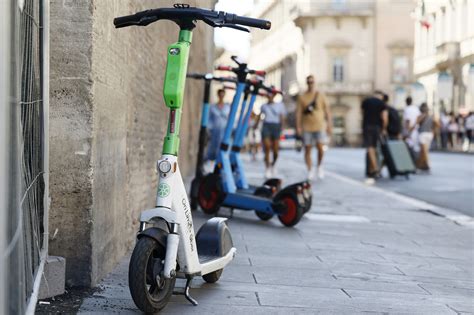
left=114, top=4, right=270, bottom=313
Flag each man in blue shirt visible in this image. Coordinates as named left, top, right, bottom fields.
left=207, top=88, right=230, bottom=162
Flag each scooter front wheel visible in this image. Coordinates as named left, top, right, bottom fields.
left=129, top=237, right=176, bottom=313
left=277, top=195, right=303, bottom=227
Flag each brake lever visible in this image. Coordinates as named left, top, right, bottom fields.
left=220, top=23, right=249, bottom=32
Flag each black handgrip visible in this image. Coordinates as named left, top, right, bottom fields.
left=114, top=10, right=146, bottom=28
left=226, top=14, right=271, bottom=30
left=114, top=10, right=159, bottom=28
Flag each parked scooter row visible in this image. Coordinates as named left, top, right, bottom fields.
left=188, top=56, right=312, bottom=226
left=113, top=4, right=311, bottom=313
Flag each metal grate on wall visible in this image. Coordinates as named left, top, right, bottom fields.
left=6, top=0, right=47, bottom=313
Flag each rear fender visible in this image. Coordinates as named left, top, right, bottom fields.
left=196, top=217, right=233, bottom=257
left=274, top=183, right=306, bottom=211
left=263, top=178, right=282, bottom=191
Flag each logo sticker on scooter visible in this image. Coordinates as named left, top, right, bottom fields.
left=158, top=183, right=171, bottom=198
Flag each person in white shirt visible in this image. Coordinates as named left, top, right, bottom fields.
left=465, top=112, right=474, bottom=152
left=255, top=93, right=287, bottom=178
left=403, top=96, right=421, bottom=152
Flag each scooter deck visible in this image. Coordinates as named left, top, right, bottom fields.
left=236, top=188, right=255, bottom=195
left=222, top=192, right=280, bottom=214
left=198, top=254, right=220, bottom=264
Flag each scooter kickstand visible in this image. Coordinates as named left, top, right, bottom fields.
left=184, top=277, right=198, bottom=306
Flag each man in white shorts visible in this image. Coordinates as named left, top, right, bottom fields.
left=296, top=75, right=332, bottom=180
left=403, top=96, right=420, bottom=153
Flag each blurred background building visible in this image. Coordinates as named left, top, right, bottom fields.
left=247, top=0, right=416, bottom=146
left=413, top=0, right=474, bottom=116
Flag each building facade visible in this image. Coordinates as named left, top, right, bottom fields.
left=413, top=0, right=474, bottom=115
left=249, top=0, right=415, bottom=145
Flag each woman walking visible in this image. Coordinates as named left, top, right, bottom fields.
left=255, top=92, right=287, bottom=178
left=207, top=88, right=230, bottom=163
left=414, top=103, right=438, bottom=172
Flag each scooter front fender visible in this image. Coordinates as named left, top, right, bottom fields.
left=140, top=206, right=178, bottom=224
left=137, top=227, right=168, bottom=249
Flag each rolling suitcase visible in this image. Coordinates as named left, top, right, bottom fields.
left=379, top=137, right=416, bottom=179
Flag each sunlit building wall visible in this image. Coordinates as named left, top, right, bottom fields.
left=249, top=0, right=415, bottom=146
left=413, top=0, right=474, bottom=115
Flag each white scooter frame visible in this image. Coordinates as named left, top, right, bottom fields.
left=138, top=154, right=236, bottom=304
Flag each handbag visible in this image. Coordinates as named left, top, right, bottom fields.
left=303, top=92, right=319, bottom=116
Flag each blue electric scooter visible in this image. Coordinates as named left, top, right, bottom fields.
left=186, top=73, right=237, bottom=210
left=198, top=56, right=306, bottom=227
left=226, top=76, right=313, bottom=216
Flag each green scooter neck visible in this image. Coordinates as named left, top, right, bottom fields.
left=162, top=29, right=193, bottom=156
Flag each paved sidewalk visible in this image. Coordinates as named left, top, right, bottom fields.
left=79, top=151, right=473, bottom=314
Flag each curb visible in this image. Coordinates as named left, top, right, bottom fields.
left=326, top=170, right=474, bottom=228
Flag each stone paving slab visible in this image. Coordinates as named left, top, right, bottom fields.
left=79, top=150, right=473, bottom=314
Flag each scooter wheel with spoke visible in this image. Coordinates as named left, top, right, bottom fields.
left=254, top=186, right=274, bottom=221
left=198, top=174, right=222, bottom=215
left=277, top=195, right=303, bottom=227
left=129, top=237, right=176, bottom=313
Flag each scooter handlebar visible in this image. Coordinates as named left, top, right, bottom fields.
left=114, top=6, right=271, bottom=31
left=226, top=14, right=271, bottom=30
left=216, top=65, right=233, bottom=71
left=249, top=70, right=266, bottom=76
left=266, top=86, right=283, bottom=95
left=187, top=72, right=237, bottom=83
left=216, top=65, right=266, bottom=78
left=223, top=84, right=236, bottom=90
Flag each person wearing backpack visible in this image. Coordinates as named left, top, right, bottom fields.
left=207, top=88, right=230, bottom=162
left=256, top=92, right=287, bottom=178
left=361, top=90, right=388, bottom=184
left=383, top=94, right=401, bottom=139
left=296, top=75, right=332, bottom=180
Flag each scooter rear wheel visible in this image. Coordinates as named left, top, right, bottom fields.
left=277, top=195, right=303, bottom=227
left=198, top=174, right=222, bottom=215
left=129, top=237, right=176, bottom=313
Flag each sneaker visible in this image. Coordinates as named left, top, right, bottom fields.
left=317, top=167, right=325, bottom=179
left=265, top=167, right=272, bottom=179
left=270, top=166, right=276, bottom=178
left=308, top=168, right=315, bottom=180
left=364, top=177, right=375, bottom=185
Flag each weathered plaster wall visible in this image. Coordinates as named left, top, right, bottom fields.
left=49, top=0, right=214, bottom=286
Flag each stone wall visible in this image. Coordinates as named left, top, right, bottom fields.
left=49, top=0, right=214, bottom=286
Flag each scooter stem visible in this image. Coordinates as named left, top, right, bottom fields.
left=162, top=30, right=193, bottom=155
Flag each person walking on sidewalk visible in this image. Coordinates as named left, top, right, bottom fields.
left=206, top=88, right=230, bottom=163
left=439, top=109, right=450, bottom=149
left=247, top=110, right=261, bottom=161
left=361, top=90, right=388, bottom=185
left=413, top=103, right=438, bottom=172
left=465, top=112, right=474, bottom=152
left=296, top=75, right=332, bottom=180
left=255, top=92, right=287, bottom=178
left=403, top=96, right=421, bottom=156
left=383, top=93, right=401, bottom=140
